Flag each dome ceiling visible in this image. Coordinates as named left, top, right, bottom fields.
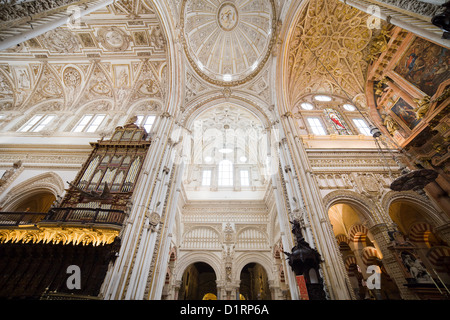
left=181, top=0, right=276, bottom=87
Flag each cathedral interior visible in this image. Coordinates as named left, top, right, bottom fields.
left=0, top=0, right=449, bottom=301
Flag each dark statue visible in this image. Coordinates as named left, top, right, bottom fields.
left=284, top=220, right=327, bottom=300
left=284, top=220, right=322, bottom=276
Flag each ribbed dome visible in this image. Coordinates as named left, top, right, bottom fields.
left=181, top=0, right=276, bottom=86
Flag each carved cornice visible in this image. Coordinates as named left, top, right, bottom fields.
left=0, top=225, right=119, bottom=246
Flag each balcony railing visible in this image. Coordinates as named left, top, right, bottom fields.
left=0, top=212, right=47, bottom=227
left=45, top=207, right=126, bottom=226
left=0, top=207, right=126, bottom=227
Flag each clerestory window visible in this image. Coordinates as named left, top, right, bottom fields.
left=72, top=114, right=106, bottom=133
left=18, top=114, right=56, bottom=132
left=218, top=160, right=233, bottom=186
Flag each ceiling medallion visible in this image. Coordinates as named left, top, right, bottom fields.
left=181, top=0, right=276, bottom=87
left=218, top=3, right=239, bottom=31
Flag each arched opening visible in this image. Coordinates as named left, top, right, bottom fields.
left=328, top=201, right=401, bottom=299
left=389, top=200, right=450, bottom=297
left=10, top=191, right=56, bottom=213
left=181, top=103, right=270, bottom=200
left=178, top=262, right=217, bottom=300
left=239, top=263, right=271, bottom=300
left=345, top=256, right=365, bottom=299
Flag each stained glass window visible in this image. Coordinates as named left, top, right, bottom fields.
left=324, top=108, right=351, bottom=135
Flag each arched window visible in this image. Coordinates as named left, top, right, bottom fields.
left=218, top=160, right=233, bottom=186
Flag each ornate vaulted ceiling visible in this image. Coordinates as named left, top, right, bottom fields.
left=285, top=0, right=373, bottom=110
left=0, top=0, right=167, bottom=124
left=0, top=0, right=380, bottom=129
left=180, top=0, right=276, bottom=87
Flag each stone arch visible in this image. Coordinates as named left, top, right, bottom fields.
left=233, top=251, right=275, bottom=283
left=125, top=98, right=162, bottom=117
left=1, top=172, right=65, bottom=212
left=174, top=252, right=222, bottom=283
left=181, top=94, right=273, bottom=130
left=361, top=246, right=382, bottom=266
left=426, top=246, right=450, bottom=273
left=336, top=234, right=350, bottom=246
left=142, top=0, right=182, bottom=116
left=63, top=98, right=114, bottom=133
left=323, top=190, right=377, bottom=227
left=408, top=221, right=435, bottom=243
left=348, top=224, right=370, bottom=243
left=9, top=99, right=64, bottom=132
left=275, top=0, right=309, bottom=116
left=382, top=190, right=447, bottom=228
left=344, top=255, right=358, bottom=274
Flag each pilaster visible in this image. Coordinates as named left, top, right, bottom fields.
left=278, top=113, right=354, bottom=300
left=101, top=113, right=176, bottom=300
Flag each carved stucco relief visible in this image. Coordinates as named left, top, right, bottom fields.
left=285, top=0, right=372, bottom=109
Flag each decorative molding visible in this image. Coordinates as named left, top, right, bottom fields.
left=0, top=226, right=119, bottom=246
left=0, top=160, right=23, bottom=194
left=285, top=0, right=372, bottom=108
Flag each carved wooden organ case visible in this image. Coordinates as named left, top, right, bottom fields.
left=49, top=122, right=151, bottom=225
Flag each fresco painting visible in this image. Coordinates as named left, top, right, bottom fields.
left=391, top=97, right=421, bottom=130
left=394, top=37, right=450, bottom=96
